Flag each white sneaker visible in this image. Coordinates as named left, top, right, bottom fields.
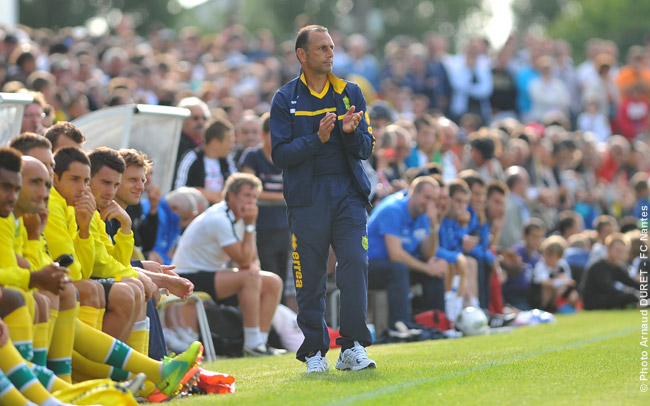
left=335, top=341, right=376, bottom=371
left=176, top=326, right=199, bottom=342
left=445, top=290, right=463, bottom=323
left=163, top=328, right=190, bottom=353
left=304, top=351, right=329, bottom=374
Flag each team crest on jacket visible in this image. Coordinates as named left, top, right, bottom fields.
left=343, top=96, right=351, bottom=110
left=362, top=235, right=368, bottom=250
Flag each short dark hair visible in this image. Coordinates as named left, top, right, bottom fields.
left=53, top=146, right=90, bottom=178
left=205, top=117, right=234, bottom=144
left=9, top=133, right=52, bottom=154
left=414, top=115, right=437, bottom=133
left=45, top=122, right=86, bottom=150
left=506, top=169, right=525, bottom=190
left=88, top=147, right=125, bottom=176
left=523, top=217, right=546, bottom=236
left=448, top=179, right=470, bottom=198
left=295, top=25, right=328, bottom=54
left=487, top=181, right=507, bottom=199
left=471, top=137, right=495, bottom=160
left=0, top=147, right=23, bottom=174
left=593, top=215, right=616, bottom=233
left=557, top=210, right=579, bottom=235
left=459, top=169, right=485, bottom=190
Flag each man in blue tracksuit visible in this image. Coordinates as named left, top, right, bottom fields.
left=270, top=25, right=376, bottom=373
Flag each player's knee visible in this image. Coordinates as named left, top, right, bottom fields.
left=263, top=272, right=283, bottom=294
left=108, top=284, right=136, bottom=316
left=59, top=283, right=77, bottom=310
left=0, top=288, right=26, bottom=317
left=466, top=256, right=477, bottom=271
left=33, top=292, right=50, bottom=323
left=74, top=280, right=101, bottom=308
left=456, top=255, right=467, bottom=275
left=125, top=279, right=145, bottom=302
left=244, top=270, right=262, bottom=288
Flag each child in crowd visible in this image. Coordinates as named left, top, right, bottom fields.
left=530, top=235, right=579, bottom=313
left=577, top=97, right=611, bottom=143
left=501, top=218, right=545, bottom=310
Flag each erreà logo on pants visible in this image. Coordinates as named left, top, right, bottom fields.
left=292, top=234, right=303, bottom=288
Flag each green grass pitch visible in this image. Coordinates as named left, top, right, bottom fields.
left=164, top=310, right=647, bottom=405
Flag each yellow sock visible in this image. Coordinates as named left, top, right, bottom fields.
left=47, top=306, right=77, bottom=383
left=126, top=318, right=149, bottom=354
left=32, top=322, right=49, bottom=367
left=23, top=290, right=36, bottom=324
left=6, top=365, right=51, bottom=405
left=97, top=308, right=106, bottom=331
left=71, top=351, right=132, bottom=382
left=73, top=319, right=162, bottom=382
left=4, top=305, right=34, bottom=361
left=144, top=328, right=150, bottom=356
left=47, top=309, right=58, bottom=349
left=0, top=372, right=32, bottom=406
left=77, top=305, right=100, bottom=328
left=0, top=340, right=60, bottom=405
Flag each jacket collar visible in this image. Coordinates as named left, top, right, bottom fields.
left=299, top=71, right=347, bottom=95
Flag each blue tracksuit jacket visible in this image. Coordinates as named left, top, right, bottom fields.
left=269, top=72, right=375, bottom=207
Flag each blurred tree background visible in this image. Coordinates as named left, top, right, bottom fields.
left=19, top=0, right=178, bottom=32
left=512, top=0, right=650, bottom=61
left=18, top=0, right=485, bottom=52
left=18, top=0, right=650, bottom=61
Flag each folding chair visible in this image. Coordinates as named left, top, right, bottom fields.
left=158, top=292, right=217, bottom=362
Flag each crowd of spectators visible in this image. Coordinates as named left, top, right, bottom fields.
left=1, top=17, right=648, bottom=342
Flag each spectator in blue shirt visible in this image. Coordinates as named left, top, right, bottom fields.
left=367, top=177, right=443, bottom=336
left=460, top=170, right=495, bottom=309
left=434, top=179, right=478, bottom=321
left=501, top=218, right=545, bottom=310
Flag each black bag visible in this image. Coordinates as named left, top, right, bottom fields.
left=203, top=301, right=244, bottom=357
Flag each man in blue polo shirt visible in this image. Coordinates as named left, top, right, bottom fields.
left=367, top=177, right=445, bottom=336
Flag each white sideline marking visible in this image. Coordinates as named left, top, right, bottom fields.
left=326, top=327, right=635, bottom=405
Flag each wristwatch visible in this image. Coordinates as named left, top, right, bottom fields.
left=245, top=224, right=256, bottom=233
